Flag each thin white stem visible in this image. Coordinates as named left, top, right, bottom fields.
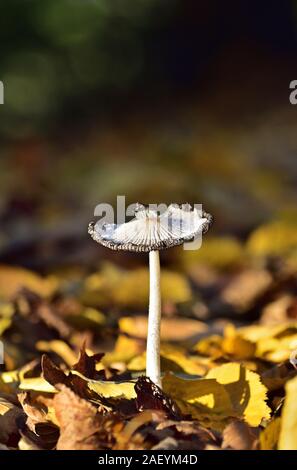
left=146, top=250, right=162, bottom=388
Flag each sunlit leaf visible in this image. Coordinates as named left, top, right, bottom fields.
left=260, top=417, right=281, bottom=450
left=278, top=375, right=297, bottom=450
left=71, top=370, right=136, bottom=400
left=206, top=363, right=270, bottom=426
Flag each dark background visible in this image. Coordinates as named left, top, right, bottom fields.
left=0, top=0, right=296, bottom=269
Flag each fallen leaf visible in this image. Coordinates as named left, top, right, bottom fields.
left=183, top=236, right=244, bottom=270
left=72, top=371, right=136, bottom=400
left=19, top=377, right=57, bottom=394
left=128, top=344, right=207, bottom=376
left=156, top=419, right=217, bottom=449
left=53, top=385, right=102, bottom=450
left=162, top=373, right=233, bottom=428
left=103, top=334, right=144, bottom=366
left=247, top=220, right=297, bottom=258
left=135, top=377, right=180, bottom=419
left=41, top=355, right=69, bottom=390
left=278, top=375, right=297, bottom=449
left=260, top=417, right=281, bottom=450
left=0, top=396, right=25, bottom=444
left=221, top=269, right=272, bottom=312
left=119, top=316, right=207, bottom=342
left=222, top=419, right=259, bottom=450
left=0, top=265, right=55, bottom=300
left=222, top=324, right=256, bottom=359
left=82, top=264, right=191, bottom=309
left=37, top=340, right=78, bottom=367
left=206, top=363, right=270, bottom=426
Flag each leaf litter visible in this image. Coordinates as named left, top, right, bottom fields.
left=0, top=220, right=297, bottom=450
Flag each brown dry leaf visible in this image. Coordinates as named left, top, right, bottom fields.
left=220, top=269, right=272, bottom=312
left=41, top=352, right=115, bottom=400
left=34, top=300, right=73, bottom=339
left=72, top=346, right=104, bottom=378
left=222, top=419, right=259, bottom=450
left=206, top=363, right=270, bottom=427
left=157, top=419, right=217, bottom=449
left=53, top=385, right=102, bottom=450
left=261, top=295, right=295, bottom=325
left=20, top=421, right=59, bottom=450
left=261, top=361, right=296, bottom=392
left=0, top=396, right=25, bottom=444
left=41, top=354, right=69, bottom=390
left=114, top=410, right=154, bottom=450
left=18, top=391, right=59, bottom=449
left=152, top=436, right=205, bottom=450
left=70, top=347, right=106, bottom=396
left=0, top=265, right=56, bottom=300
left=135, top=377, right=180, bottom=419
left=278, top=375, right=297, bottom=449
left=18, top=392, right=48, bottom=431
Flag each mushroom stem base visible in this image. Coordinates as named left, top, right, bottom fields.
left=146, top=250, right=162, bottom=388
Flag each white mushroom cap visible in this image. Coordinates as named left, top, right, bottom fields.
left=88, top=203, right=213, bottom=252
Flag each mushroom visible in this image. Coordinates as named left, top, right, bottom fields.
left=88, top=203, right=212, bottom=388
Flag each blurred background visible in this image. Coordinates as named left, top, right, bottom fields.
left=0, top=0, right=297, bottom=375
left=0, top=0, right=296, bottom=271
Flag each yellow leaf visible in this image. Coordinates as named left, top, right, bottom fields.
left=36, top=340, right=78, bottom=367
left=66, top=307, right=106, bottom=329
left=0, top=265, right=56, bottom=300
left=239, top=322, right=297, bottom=362
left=128, top=345, right=209, bottom=376
left=88, top=379, right=136, bottom=400
left=103, top=335, right=144, bottom=366
left=0, top=317, right=11, bottom=336
left=193, top=334, right=223, bottom=358
left=247, top=220, right=297, bottom=258
left=222, top=324, right=256, bottom=359
left=82, top=263, right=191, bottom=309
left=127, top=353, right=146, bottom=371
left=70, top=371, right=136, bottom=400
left=206, top=363, right=270, bottom=426
left=162, top=372, right=234, bottom=426
left=260, top=417, right=281, bottom=450
left=160, top=344, right=206, bottom=375
left=114, top=268, right=191, bottom=308
left=19, top=377, right=57, bottom=393
left=278, top=376, right=297, bottom=450
left=183, top=236, right=244, bottom=270
left=119, top=316, right=207, bottom=342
